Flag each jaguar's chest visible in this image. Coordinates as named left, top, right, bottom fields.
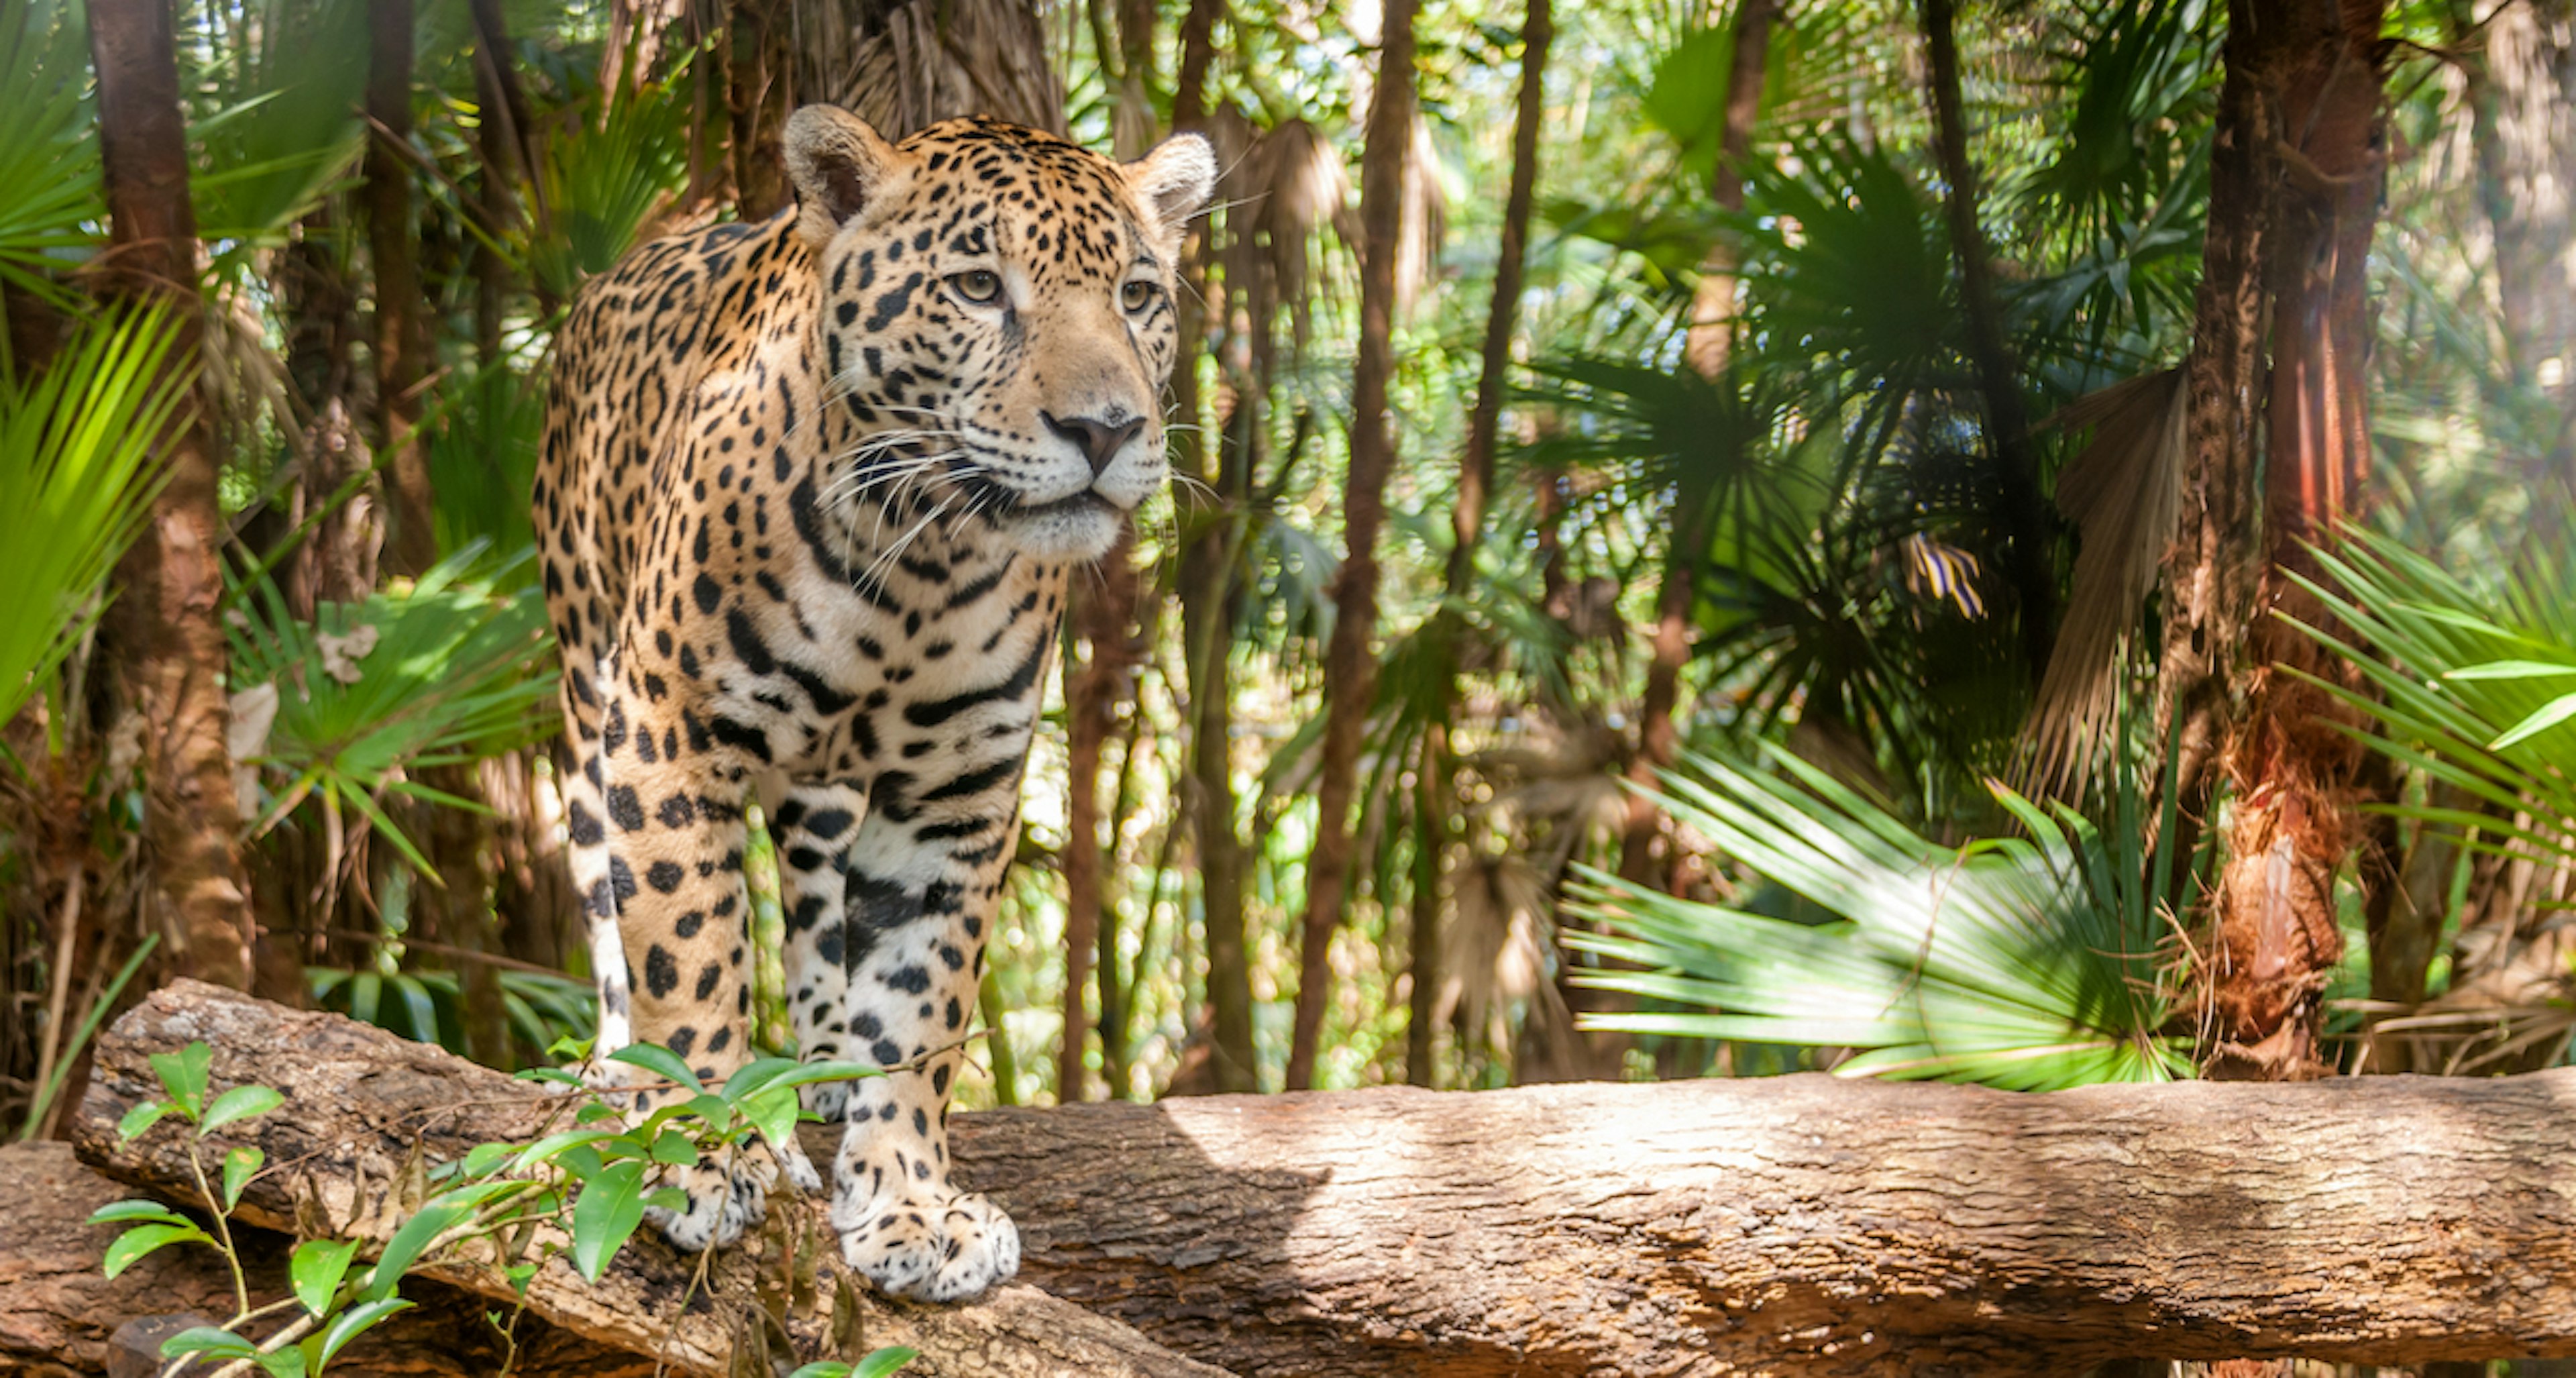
left=684, top=515, right=1067, bottom=784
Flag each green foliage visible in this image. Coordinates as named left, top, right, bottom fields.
left=0, top=309, right=182, bottom=734
left=227, top=544, right=559, bottom=871
left=1569, top=745, right=2191, bottom=1089
left=521, top=57, right=694, bottom=301
left=0, top=0, right=101, bottom=304
left=2290, top=526, right=2576, bottom=864
left=427, top=362, right=548, bottom=557
left=186, top=0, right=370, bottom=245
left=308, top=962, right=596, bottom=1063
left=15, top=934, right=158, bottom=1140
left=93, top=1041, right=908, bottom=1373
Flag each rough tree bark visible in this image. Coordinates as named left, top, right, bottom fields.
left=2201, top=0, right=2389, bottom=1082
left=87, top=0, right=258, bottom=993
left=1399, top=0, right=1552, bottom=1090
left=1284, top=0, right=1419, bottom=1091
left=67, top=982, right=2576, bottom=1378
left=70, top=984, right=1222, bottom=1378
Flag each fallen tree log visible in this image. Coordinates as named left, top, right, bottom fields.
left=67, top=979, right=2576, bottom=1377
left=69, top=982, right=1224, bottom=1378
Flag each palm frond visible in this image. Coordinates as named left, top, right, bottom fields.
left=2284, top=525, right=2576, bottom=865
left=0, top=0, right=102, bottom=304
left=187, top=0, right=370, bottom=245
left=0, top=308, right=182, bottom=731
left=227, top=543, right=561, bottom=871
left=1568, top=744, right=2190, bottom=1090
left=2017, top=366, right=2187, bottom=798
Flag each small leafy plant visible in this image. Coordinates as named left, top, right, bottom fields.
left=94, top=1039, right=914, bottom=1377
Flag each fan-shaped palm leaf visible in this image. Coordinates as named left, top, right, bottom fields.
left=227, top=544, right=560, bottom=871
left=1568, top=742, right=2189, bottom=1090
left=0, top=0, right=101, bottom=304
left=0, top=308, right=182, bottom=735
left=2286, top=525, right=2576, bottom=865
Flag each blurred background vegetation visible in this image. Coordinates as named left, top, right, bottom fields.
left=6, top=0, right=2576, bottom=1235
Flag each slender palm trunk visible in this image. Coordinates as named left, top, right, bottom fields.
left=89, top=0, right=257, bottom=990
left=1618, top=0, right=1770, bottom=887
left=1057, top=539, right=1136, bottom=1100
left=1379, top=0, right=1551, bottom=1092
left=1283, top=0, right=1419, bottom=1090
left=1053, top=0, right=1164, bottom=1105
left=1165, top=0, right=1256, bottom=1093
left=367, top=0, right=434, bottom=577
left=1919, top=0, right=2055, bottom=680
left=2204, top=0, right=2388, bottom=1081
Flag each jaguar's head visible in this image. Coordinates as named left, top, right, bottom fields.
left=789, top=106, right=1216, bottom=562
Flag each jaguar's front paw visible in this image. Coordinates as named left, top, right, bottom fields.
left=644, top=1154, right=773, bottom=1252
left=834, top=1187, right=1020, bottom=1302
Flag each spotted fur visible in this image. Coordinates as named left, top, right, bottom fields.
left=534, top=105, right=1213, bottom=1302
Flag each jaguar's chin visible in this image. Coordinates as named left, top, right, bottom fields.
left=994, top=489, right=1127, bottom=561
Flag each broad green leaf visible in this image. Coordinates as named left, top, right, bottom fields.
left=650, top=1131, right=700, bottom=1166
left=514, top=1066, right=586, bottom=1089
left=86, top=1199, right=192, bottom=1227
left=257, top=1344, right=309, bottom=1377
left=570, top=1159, right=648, bottom=1281
left=104, top=1221, right=211, bottom=1278
left=361, top=1200, right=467, bottom=1301
left=160, top=1326, right=258, bottom=1361
left=148, top=1042, right=213, bottom=1118
left=741, top=1085, right=803, bottom=1151
left=607, top=1043, right=702, bottom=1091
left=223, top=1143, right=265, bottom=1210
left=504, top=1128, right=621, bottom=1175
left=116, top=1101, right=168, bottom=1142
left=203, top=1084, right=286, bottom=1134
left=307, top=1297, right=413, bottom=1371
left=855, top=1348, right=919, bottom=1378
left=460, top=1143, right=513, bottom=1178
left=291, top=1238, right=360, bottom=1315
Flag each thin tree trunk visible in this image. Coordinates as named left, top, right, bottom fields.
left=1616, top=0, right=1770, bottom=887
left=1919, top=0, right=2056, bottom=680
left=727, top=0, right=794, bottom=217
left=2204, top=0, right=2388, bottom=1081
left=1167, top=0, right=1256, bottom=1094
left=1284, top=0, right=1419, bottom=1091
left=1680, top=0, right=1775, bottom=378
left=1387, top=0, right=1551, bottom=1091
left=2152, top=0, right=2273, bottom=921
left=87, top=0, right=258, bottom=992
left=366, top=0, right=435, bottom=576
left=1057, top=543, right=1135, bottom=1101
left=467, top=0, right=525, bottom=365
left=1054, top=0, right=1163, bottom=1106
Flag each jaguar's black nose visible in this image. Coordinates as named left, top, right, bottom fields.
left=1042, top=410, right=1146, bottom=477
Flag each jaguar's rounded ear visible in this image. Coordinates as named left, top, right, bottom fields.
left=1122, top=132, right=1217, bottom=247
left=787, top=105, right=907, bottom=249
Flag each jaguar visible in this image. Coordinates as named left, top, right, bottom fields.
left=533, top=103, right=1213, bottom=1302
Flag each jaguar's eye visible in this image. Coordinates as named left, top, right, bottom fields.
left=949, top=270, right=1003, bottom=305
left=1120, top=279, right=1159, bottom=313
